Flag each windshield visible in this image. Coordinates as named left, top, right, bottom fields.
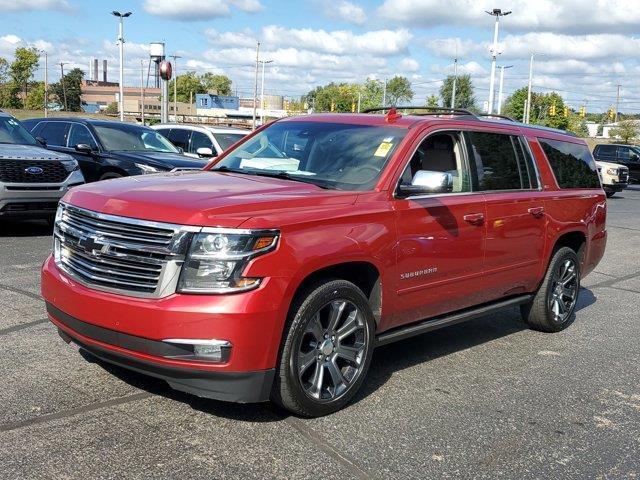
left=213, top=121, right=407, bottom=191
left=94, top=124, right=180, bottom=153
left=213, top=133, right=246, bottom=151
left=0, top=117, right=39, bottom=146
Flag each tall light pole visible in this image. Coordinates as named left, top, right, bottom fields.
left=496, top=64, right=513, bottom=114
left=259, top=59, right=273, bottom=123
left=59, top=62, right=67, bottom=111
left=169, top=54, right=182, bottom=122
left=450, top=57, right=458, bottom=109
left=525, top=53, right=544, bottom=124
left=112, top=11, right=132, bottom=122
left=615, top=84, right=621, bottom=123
left=486, top=8, right=511, bottom=114
left=252, top=42, right=260, bottom=130
left=140, top=59, right=145, bottom=123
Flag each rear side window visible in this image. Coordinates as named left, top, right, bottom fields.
left=167, top=128, right=190, bottom=150
left=467, top=131, right=528, bottom=191
left=596, top=144, right=616, bottom=156
left=39, top=122, right=69, bottom=146
left=538, top=138, right=601, bottom=189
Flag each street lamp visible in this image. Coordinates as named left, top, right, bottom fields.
left=259, top=59, right=273, bottom=123
left=170, top=54, right=182, bottom=122
left=486, top=8, right=511, bottom=114
left=112, top=10, right=132, bottom=122
left=525, top=53, right=544, bottom=123
left=496, top=64, right=513, bottom=114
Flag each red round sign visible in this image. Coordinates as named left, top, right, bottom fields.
left=159, top=60, right=172, bottom=81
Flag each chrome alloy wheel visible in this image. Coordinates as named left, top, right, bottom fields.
left=549, top=258, right=579, bottom=323
left=295, top=300, right=369, bottom=402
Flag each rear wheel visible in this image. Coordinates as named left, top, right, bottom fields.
left=521, top=247, right=580, bottom=332
left=272, top=279, right=375, bottom=417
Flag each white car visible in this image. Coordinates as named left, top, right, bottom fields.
left=595, top=160, right=629, bottom=198
left=152, top=124, right=249, bottom=159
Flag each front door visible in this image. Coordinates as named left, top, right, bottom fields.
left=389, top=130, right=486, bottom=329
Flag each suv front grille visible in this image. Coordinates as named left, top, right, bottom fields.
left=54, top=204, right=198, bottom=298
left=0, top=160, right=69, bottom=183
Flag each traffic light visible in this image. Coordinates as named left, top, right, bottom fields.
left=330, top=101, right=335, bottom=112
left=563, top=107, right=569, bottom=118
left=608, top=107, right=615, bottom=120
left=351, top=102, right=356, bottom=113
left=549, top=103, right=556, bottom=116
left=579, top=106, right=586, bottom=117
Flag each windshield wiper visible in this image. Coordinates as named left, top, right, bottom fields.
left=212, top=165, right=255, bottom=175
left=249, top=170, right=336, bottom=190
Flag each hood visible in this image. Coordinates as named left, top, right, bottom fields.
left=0, top=143, right=75, bottom=161
left=109, top=151, right=208, bottom=170
left=595, top=160, right=627, bottom=170
left=62, top=170, right=358, bottom=228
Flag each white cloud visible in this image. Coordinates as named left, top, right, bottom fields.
left=204, top=28, right=257, bottom=48
left=377, top=0, right=640, bottom=34
left=0, top=0, right=71, bottom=12
left=398, top=57, right=420, bottom=72
left=325, top=1, right=367, bottom=26
left=262, top=26, right=412, bottom=56
left=143, top=0, right=263, bottom=20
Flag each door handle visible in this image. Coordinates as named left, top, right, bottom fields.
left=528, top=206, right=545, bottom=218
left=463, top=213, right=484, bottom=225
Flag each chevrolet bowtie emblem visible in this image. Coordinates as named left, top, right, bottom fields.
left=78, top=236, right=108, bottom=254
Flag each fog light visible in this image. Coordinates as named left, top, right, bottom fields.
left=163, top=338, right=231, bottom=362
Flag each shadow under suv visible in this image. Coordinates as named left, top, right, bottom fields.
left=22, top=118, right=208, bottom=183
left=42, top=108, right=607, bottom=417
left=0, top=111, right=84, bottom=220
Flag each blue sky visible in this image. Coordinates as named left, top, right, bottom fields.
left=1, top=0, right=639, bottom=113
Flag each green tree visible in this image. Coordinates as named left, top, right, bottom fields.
left=304, top=82, right=359, bottom=112
left=169, top=72, right=205, bottom=103
left=51, top=68, right=84, bottom=111
left=501, top=87, right=528, bottom=122
left=105, top=101, right=118, bottom=115
left=439, top=74, right=476, bottom=110
left=385, top=76, right=413, bottom=105
left=503, top=87, right=569, bottom=130
left=609, top=120, right=639, bottom=143
left=359, top=78, right=384, bottom=111
left=25, top=81, right=45, bottom=110
left=201, top=73, right=233, bottom=96
left=425, top=94, right=439, bottom=108
left=9, top=47, right=40, bottom=105
left=0, top=57, right=11, bottom=107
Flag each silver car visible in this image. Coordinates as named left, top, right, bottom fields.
left=0, top=112, right=84, bottom=221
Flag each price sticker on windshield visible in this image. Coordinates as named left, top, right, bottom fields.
left=374, top=141, right=393, bottom=157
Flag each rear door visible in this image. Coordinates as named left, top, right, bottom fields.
left=165, top=128, right=191, bottom=154
left=37, top=121, right=70, bottom=152
left=466, top=130, right=546, bottom=300
left=390, top=129, right=487, bottom=328
left=616, top=146, right=640, bottom=182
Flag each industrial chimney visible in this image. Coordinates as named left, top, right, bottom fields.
left=93, top=59, right=98, bottom=82
left=103, top=60, right=107, bottom=83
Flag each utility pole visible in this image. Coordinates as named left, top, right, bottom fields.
left=497, top=64, right=513, bottom=114
left=259, top=59, right=273, bottom=124
left=450, top=57, right=458, bottom=109
left=169, top=54, right=182, bottom=122
left=357, top=89, right=361, bottom=113
left=59, top=62, right=67, bottom=111
left=140, top=59, right=145, bottom=124
left=111, top=11, right=132, bottom=122
left=525, top=53, right=544, bottom=124
left=382, top=78, right=387, bottom=106
left=44, top=52, right=48, bottom=117
left=486, top=8, right=511, bottom=114
left=252, top=42, right=260, bottom=130
left=615, top=84, right=621, bottom=123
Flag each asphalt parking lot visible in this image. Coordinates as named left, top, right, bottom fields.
left=1, top=189, right=639, bottom=480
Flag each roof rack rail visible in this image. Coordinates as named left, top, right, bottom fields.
left=476, top=113, right=516, bottom=122
left=362, top=106, right=474, bottom=116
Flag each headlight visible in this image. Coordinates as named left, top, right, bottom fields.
left=135, top=163, right=160, bottom=174
left=60, top=159, right=79, bottom=172
left=177, top=230, right=279, bottom=294
left=606, top=168, right=618, bottom=175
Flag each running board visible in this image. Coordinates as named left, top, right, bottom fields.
left=375, top=294, right=533, bottom=347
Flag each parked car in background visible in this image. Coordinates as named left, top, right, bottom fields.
left=593, top=143, right=640, bottom=183
left=22, top=118, right=207, bottom=183
left=152, top=124, right=249, bottom=158
left=0, top=111, right=84, bottom=221
left=42, top=108, right=607, bottom=417
left=595, top=160, right=629, bottom=197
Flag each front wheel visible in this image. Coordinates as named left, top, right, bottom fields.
left=521, top=246, right=581, bottom=332
left=272, top=279, right=375, bottom=417
left=605, top=190, right=615, bottom=198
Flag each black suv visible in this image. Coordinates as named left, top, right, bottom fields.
left=22, top=118, right=207, bottom=182
left=593, top=143, right=640, bottom=183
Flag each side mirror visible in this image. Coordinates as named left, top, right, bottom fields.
left=631, top=153, right=639, bottom=161
left=36, top=136, right=47, bottom=147
left=196, top=147, right=216, bottom=158
left=397, top=170, right=453, bottom=197
left=177, top=146, right=184, bottom=154
left=74, top=143, right=94, bottom=154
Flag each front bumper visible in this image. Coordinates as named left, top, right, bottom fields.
left=42, top=255, right=290, bottom=402
left=602, top=180, right=628, bottom=192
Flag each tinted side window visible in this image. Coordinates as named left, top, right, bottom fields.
left=67, top=124, right=98, bottom=149
left=596, top=144, right=616, bottom=156
left=190, top=131, right=213, bottom=153
left=539, top=138, right=601, bottom=189
left=467, top=132, right=524, bottom=191
left=617, top=147, right=631, bottom=160
left=39, top=122, right=69, bottom=146
left=155, top=128, right=170, bottom=138
left=167, top=128, right=190, bottom=150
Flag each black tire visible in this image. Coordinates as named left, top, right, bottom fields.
left=605, top=191, right=615, bottom=198
left=271, top=279, right=375, bottom=417
left=521, top=246, right=581, bottom=332
left=99, top=172, right=123, bottom=181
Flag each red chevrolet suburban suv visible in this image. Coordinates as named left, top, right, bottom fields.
left=42, top=108, right=607, bottom=417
